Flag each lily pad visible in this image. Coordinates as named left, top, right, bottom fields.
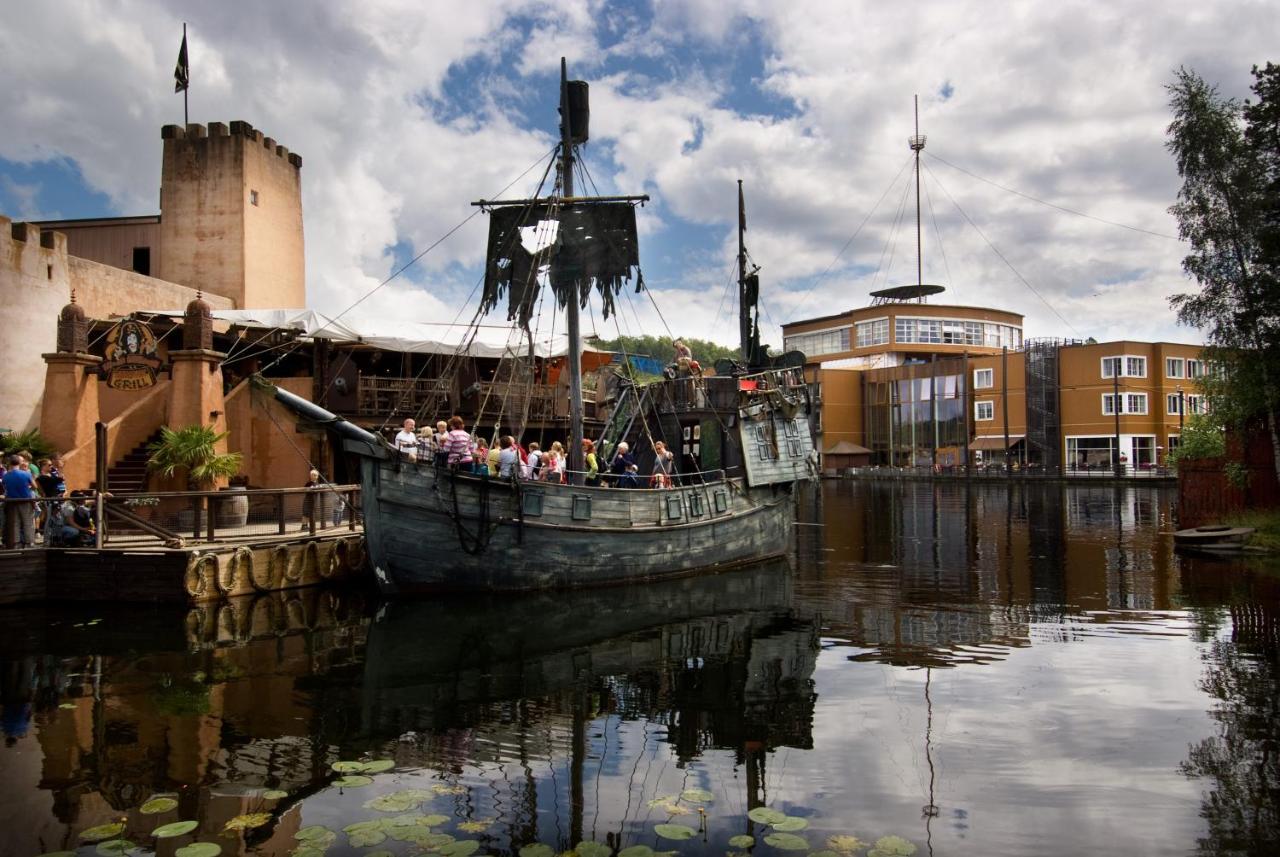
left=771, top=816, right=808, bottom=832
left=416, top=832, right=456, bottom=849
left=361, top=759, right=395, bottom=774
left=763, top=832, right=809, bottom=851
left=810, top=852, right=843, bottom=857
left=868, top=835, right=917, bottom=857
left=80, top=824, right=126, bottom=842
left=295, top=825, right=332, bottom=841
left=364, top=794, right=418, bottom=812
left=617, top=848, right=654, bottom=857
left=421, top=814, right=450, bottom=827
left=575, top=842, right=611, bottom=857
left=224, top=812, right=272, bottom=831
left=654, top=823, right=696, bottom=841
left=457, top=819, right=494, bottom=833
left=827, top=835, right=867, bottom=854
left=262, top=790, right=289, bottom=800
left=175, top=844, right=222, bottom=857
left=140, top=796, right=179, bottom=814
left=747, top=807, right=787, bottom=825
left=680, top=788, right=715, bottom=803
left=58, top=703, right=76, bottom=710
left=343, top=820, right=384, bottom=834
left=366, top=852, right=396, bottom=857
left=153, top=820, right=199, bottom=838
left=331, top=760, right=366, bottom=773
left=648, top=799, right=691, bottom=816
left=728, top=835, right=755, bottom=848
left=432, top=783, right=468, bottom=795
left=441, top=841, right=481, bottom=857
left=519, top=845, right=555, bottom=857
left=349, top=828, right=386, bottom=847
left=95, top=841, right=136, bottom=856
left=37, top=852, right=76, bottom=857
left=333, top=774, right=373, bottom=788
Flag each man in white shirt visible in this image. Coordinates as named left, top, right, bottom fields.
left=393, top=418, right=419, bottom=460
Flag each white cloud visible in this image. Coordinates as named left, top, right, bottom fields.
left=1, top=0, right=1274, bottom=348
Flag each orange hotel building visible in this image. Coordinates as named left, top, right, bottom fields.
left=782, top=289, right=1205, bottom=474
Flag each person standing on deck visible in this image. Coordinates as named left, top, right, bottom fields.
left=394, top=419, right=419, bottom=460
left=497, top=436, right=519, bottom=479
left=524, top=442, right=542, bottom=480
left=444, top=417, right=473, bottom=469
left=433, top=421, right=449, bottom=466
left=608, top=441, right=635, bottom=484
left=651, top=441, right=675, bottom=488
left=582, top=439, right=600, bottom=486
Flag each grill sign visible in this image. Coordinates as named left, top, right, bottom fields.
left=101, top=319, right=163, bottom=390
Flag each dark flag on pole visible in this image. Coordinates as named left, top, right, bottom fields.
left=174, top=31, right=189, bottom=93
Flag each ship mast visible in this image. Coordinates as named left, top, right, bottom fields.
left=560, top=58, right=585, bottom=481
left=738, top=180, right=750, bottom=362
left=909, top=94, right=926, bottom=287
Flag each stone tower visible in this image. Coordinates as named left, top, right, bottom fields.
left=157, top=121, right=305, bottom=308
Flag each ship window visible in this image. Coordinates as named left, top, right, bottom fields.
left=572, top=495, right=591, bottom=521
left=522, top=490, right=544, bottom=516
left=688, top=492, right=704, bottom=516
left=132, top=246, right=151, bottom=275
left=665, top=495, right=683, bottom=520
left=713, top=490, right=729, bottom=513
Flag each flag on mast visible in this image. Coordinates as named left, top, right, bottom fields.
left=174, top=29, right=189, bottom=93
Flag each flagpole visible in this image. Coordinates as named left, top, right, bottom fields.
left=182, top=23, right=188, bottom=126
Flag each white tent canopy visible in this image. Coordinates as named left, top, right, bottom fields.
left=137, top=307, right=602, bottom=360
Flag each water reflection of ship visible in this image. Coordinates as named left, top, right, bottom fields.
left=359, top=560, right=819, bottom=845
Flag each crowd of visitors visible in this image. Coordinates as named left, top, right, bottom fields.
left=1, top=452, right=94, bottom=549
left=388, top=415, right=680, bottom=488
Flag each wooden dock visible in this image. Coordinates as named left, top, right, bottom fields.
left=0, top=529, right=369, bottom=606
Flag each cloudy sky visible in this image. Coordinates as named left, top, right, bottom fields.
left=1, top=1, right=1274, bottom=349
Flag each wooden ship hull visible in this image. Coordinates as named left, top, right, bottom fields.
left=359, top=455, right=798, bottom=593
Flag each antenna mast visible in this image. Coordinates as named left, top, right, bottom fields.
left=909, top=94, right=926, bottom=287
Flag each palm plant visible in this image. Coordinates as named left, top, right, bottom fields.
left=147, top=425, right=242, bottom=488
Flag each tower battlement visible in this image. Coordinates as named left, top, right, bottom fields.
left=160, top=121, right=302, bottom=169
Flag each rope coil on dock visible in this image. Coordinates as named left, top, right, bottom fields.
left=184, top=553, right=217, bottom=598
left=302, top=541, right=320, bottom=580
left=273, top=544, right=301, bottom=584
left=320, top=541, right=341, bottom=579
left=215, top=551, right=239, bottom=594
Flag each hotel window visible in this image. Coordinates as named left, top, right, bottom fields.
left=1165, top=357, right=1184, bottom=378
left=250, top=189, right=260, bottom=206
left=1186, top=358, right=1204, bottom=378
left=1187, top=394, right=1205, bottom=415
left=1104, top=393, right=1147, bottom=415
left=975, top=401, right=994, bottom=421
left=1166, top=394, right=1181, bottom=415
left=784, top=326, right=850, bottom=357
left=974, top=368, right=994, bottom=389
left=855, top=318, right=889, bottom=347
left=1102, top=355, right=1147, bottom=378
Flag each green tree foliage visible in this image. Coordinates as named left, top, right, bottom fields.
left=1166, top=65, right=1280, bottom=482
left=0, top=428, right=56, bottom=460
left=1167, top=415, right=1226, bottom=467
left=588, top=334, right=741, bottom=365
left=147, top=425, right=242, bottom=488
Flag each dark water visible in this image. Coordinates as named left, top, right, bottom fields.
left=2, top=482, right=1278, bottom=857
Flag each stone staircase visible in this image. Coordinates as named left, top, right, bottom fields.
left=101, top=430, right=163, bottom=493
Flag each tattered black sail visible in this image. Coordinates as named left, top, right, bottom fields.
left=481, top=201, right=640, bottom=323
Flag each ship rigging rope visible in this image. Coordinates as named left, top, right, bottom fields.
left=870, top=162, right=917, bottom=293
left=923, top=160, right=1081, bottom=338
left=788, top=153, right=915, bottom=320
left=922, top=169, right=956, bottom=300
left=925, top=151, right=1179, bottom=241
left=254, top=144, right=560, bottom=382
left=374, top=148, right=561, bottom=431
